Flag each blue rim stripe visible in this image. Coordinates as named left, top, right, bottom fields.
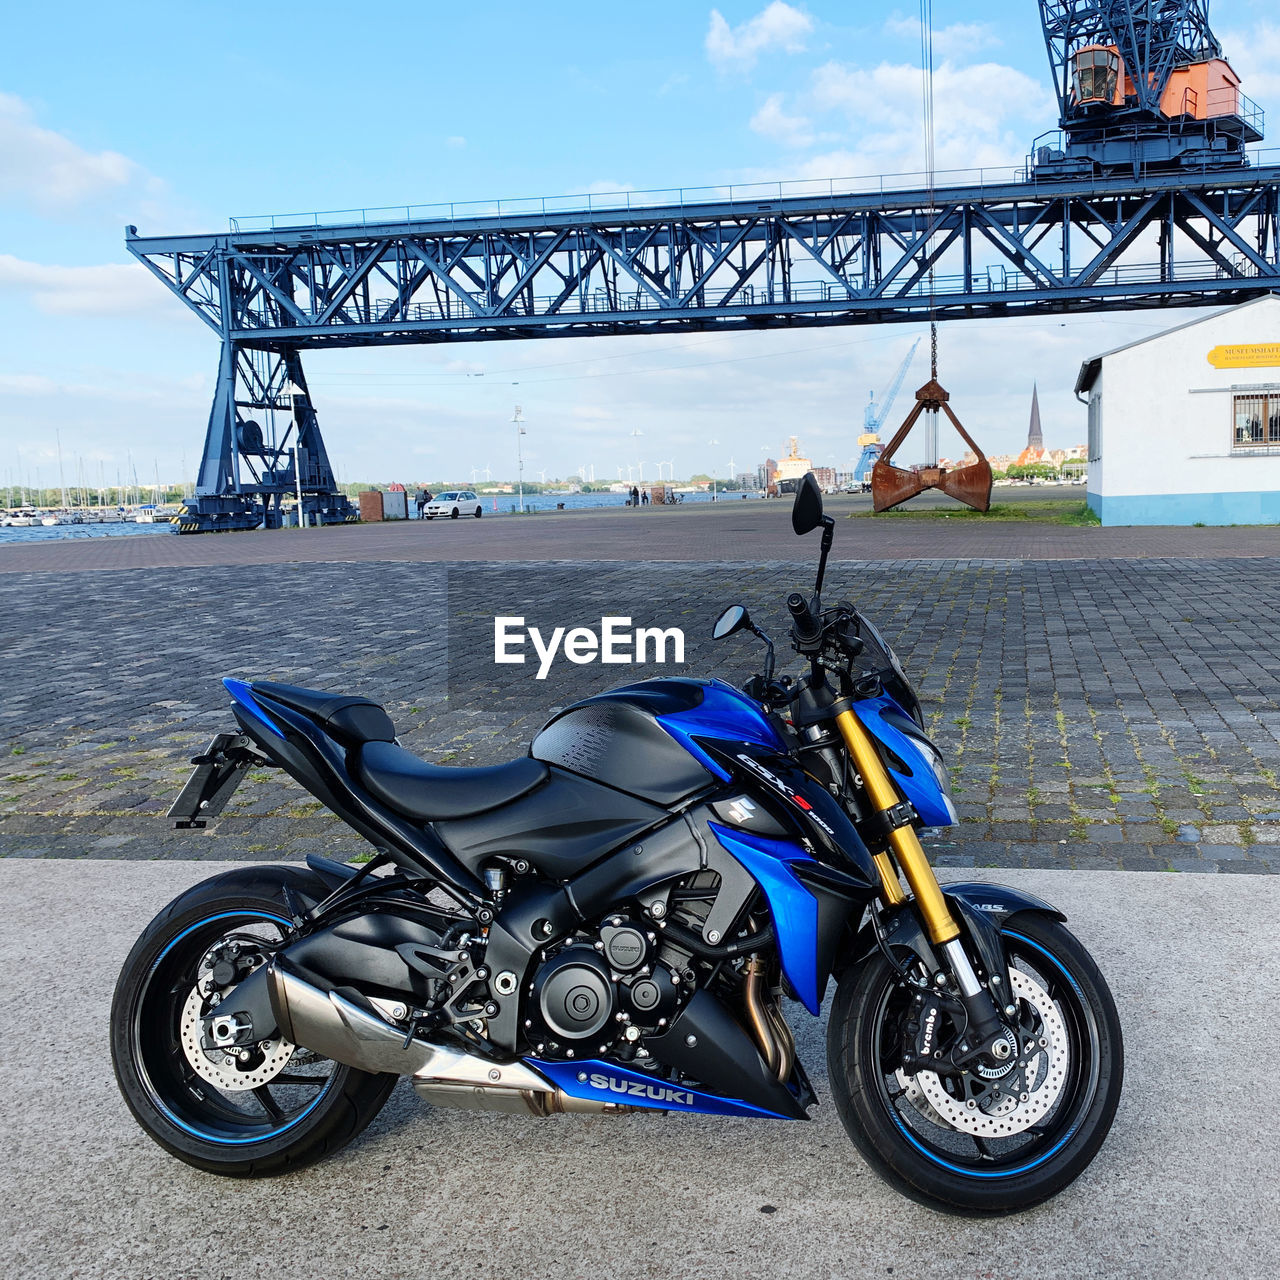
left=888, top=931, right=1085, bottom=1180
left=149, top=910, right=329, bottom=1145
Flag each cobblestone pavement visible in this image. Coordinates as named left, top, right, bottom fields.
left=5, top=494, right=1280, bottom=573
left=2, top=557, right=1279, bottom=872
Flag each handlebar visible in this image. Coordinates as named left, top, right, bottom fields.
left=786, top=592, right=823, bottom=645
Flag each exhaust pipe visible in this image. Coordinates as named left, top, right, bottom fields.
left=267, top=959, right=632, bottom=1116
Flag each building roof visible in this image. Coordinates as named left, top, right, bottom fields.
left=1074, top=292, right=1280, bottom=396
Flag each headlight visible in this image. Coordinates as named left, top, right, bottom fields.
left=916, top=737, right=957, bottom=823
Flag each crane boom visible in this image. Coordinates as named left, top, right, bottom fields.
left=869, top=338, right=922, bottom=432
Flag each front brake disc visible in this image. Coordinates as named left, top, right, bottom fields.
left=911, top=968, right=1069, bottom=1138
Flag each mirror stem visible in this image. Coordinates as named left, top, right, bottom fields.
left=814, top=517, right=835, bottom=596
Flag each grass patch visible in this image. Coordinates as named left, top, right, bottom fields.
left=851, top=500, right=1100, bottom=526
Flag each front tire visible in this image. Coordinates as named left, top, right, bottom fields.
left=827, top=913, right=1122, bottom=1215
left=450, top=507, right=459, bottom=519
left=110, top=866, right=397, bottom=1177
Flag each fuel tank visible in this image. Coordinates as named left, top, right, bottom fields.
left=531, top=678, right=785, bottom=807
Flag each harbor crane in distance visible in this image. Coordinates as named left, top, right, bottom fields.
left=128, top=0, right=1279, bottom=532
left=854, top=338, right=920, bottom=487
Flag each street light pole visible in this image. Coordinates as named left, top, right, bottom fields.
left=513, top=405, right=526, bottom=513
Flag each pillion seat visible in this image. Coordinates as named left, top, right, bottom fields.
left=251, top=680, right=399, bottom=747
left=356, top=740, right=549, bottom=822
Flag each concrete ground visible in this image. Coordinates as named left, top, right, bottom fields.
left=3, top=488, right=1280, bottom=573
left=2, top=858, right=1274, bottom=1280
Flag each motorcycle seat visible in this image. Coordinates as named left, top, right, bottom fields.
left=251, top=680, right=398, bottom=747
left=356, top=740, right=549, bottom=822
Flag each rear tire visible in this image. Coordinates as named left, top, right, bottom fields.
left=474, top=506, right=482, bottom=518
left=827, top=913, right=1122, bottom=1215
left=110, top=866, right=397, bottom=1177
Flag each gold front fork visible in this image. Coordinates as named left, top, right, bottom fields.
left=834, top=707, right=960, bottom=945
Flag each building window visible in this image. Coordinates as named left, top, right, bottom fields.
left=1087, top=394, right=1102, bottom=462
left=1072, top=46, right=1121, bottom=105
left=1233, top=393, right=1280, bottom=449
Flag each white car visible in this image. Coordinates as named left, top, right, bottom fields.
left=424, top=490, right=483, bottom=520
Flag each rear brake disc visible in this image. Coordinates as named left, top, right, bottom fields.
left=179, top=987, right=296, bottom=1093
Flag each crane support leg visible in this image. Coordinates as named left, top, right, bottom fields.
left=174, top=344, right=356, bottom=534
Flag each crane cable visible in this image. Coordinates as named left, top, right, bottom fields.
left=918, top=0, right=938, bottom=382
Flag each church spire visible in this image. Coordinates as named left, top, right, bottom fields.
left=1027, top=383, right=1044, bottom=451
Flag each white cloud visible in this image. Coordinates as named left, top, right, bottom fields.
left=750, top=93, right=814, bottom=147
left=883, top=16, right=1001, bottom=59
left=445, top=135, right=467, bottom=149
left=1219, top=20, right=1280, bottom=104
left=804, top=57, right=1054, bottom=175
left=0, top=92, right=140, bottom=210
left=706, top=3, right=813, bottom=71
left=0, top=255, right=181, bottom=316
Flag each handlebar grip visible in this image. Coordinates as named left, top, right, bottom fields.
left=786, top=592, right=822, bottom=643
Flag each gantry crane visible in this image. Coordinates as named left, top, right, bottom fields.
left=1035, top=0, right=1263, bottom=172
left=127, top=0, right=1277, bottom=532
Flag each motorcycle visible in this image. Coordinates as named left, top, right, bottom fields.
left=110, top=475, right=1122, bottom=1214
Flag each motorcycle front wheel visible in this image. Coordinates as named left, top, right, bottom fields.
left=827, top=912, right=1123, bottom=1215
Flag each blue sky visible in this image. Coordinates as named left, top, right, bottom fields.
left=2, top=0, right=1278, bottom=489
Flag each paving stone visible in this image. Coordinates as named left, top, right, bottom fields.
left=1202, top=824, right=1245, bottom=845
left=5, top=554, right=1280, bottom=873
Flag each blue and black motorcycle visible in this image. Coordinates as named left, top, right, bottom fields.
left=111, top=476, right=1122, bottom=1214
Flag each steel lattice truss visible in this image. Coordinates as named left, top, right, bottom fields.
left=128, top=168, right=1280, bottom=350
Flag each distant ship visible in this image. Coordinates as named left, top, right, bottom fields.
left=775, top=436, right=813, bottom=494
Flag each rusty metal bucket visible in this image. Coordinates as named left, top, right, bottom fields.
left=871, top=379, right=993, bottom=513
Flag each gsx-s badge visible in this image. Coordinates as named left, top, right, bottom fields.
left=735, top=752, right=837, bottom=836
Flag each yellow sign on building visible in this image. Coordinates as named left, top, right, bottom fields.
left=1207, top=343, right=1280, bottom=369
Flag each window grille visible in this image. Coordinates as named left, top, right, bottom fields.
left=1232, top=393, right=1280, bottom=449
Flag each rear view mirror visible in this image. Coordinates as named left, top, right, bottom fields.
left=791, top=473, right=824, bottom=535
left=713, top=604, right=751, bottom=640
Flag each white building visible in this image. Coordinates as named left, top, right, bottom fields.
left=1076, top=294, right=1280, bottom=525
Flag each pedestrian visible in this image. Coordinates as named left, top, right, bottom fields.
left=415, top=487, right=428, bottom=520
left=631, top=485, right=640, bottom=507
left=641, top=489, right=649, bottom=506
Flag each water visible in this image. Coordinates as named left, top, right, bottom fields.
left=0, top=521, right=172, bottom=546
left=0, top=490, right=766, bottom=543
left=474, top=489, right=759, bottom=515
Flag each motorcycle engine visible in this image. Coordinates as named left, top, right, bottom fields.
left=525, top=916, right=682, bottom=1059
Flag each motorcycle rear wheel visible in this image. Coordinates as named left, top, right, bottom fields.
left=110, top=866, right=398, bottom=1177
left=827, top=912, right=1122, bottom=1215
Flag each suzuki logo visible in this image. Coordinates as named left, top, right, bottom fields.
left=586, top=1072, right=695, bottom=1105
left=726, top=797, right=757, bottom=824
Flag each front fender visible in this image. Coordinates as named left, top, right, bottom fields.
left=835, top=882, right=1067, bottom=988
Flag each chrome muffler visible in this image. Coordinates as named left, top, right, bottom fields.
left=266, top=959, right=629, bottom=1116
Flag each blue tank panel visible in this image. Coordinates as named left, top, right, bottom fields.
left=655, top=679, right=786, bottom=782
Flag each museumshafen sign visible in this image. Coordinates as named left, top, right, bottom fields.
left=1207, top=343, right=1280, bottom=369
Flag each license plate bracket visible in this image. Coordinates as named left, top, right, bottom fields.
left=167, top=732, right=270, bottom=829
